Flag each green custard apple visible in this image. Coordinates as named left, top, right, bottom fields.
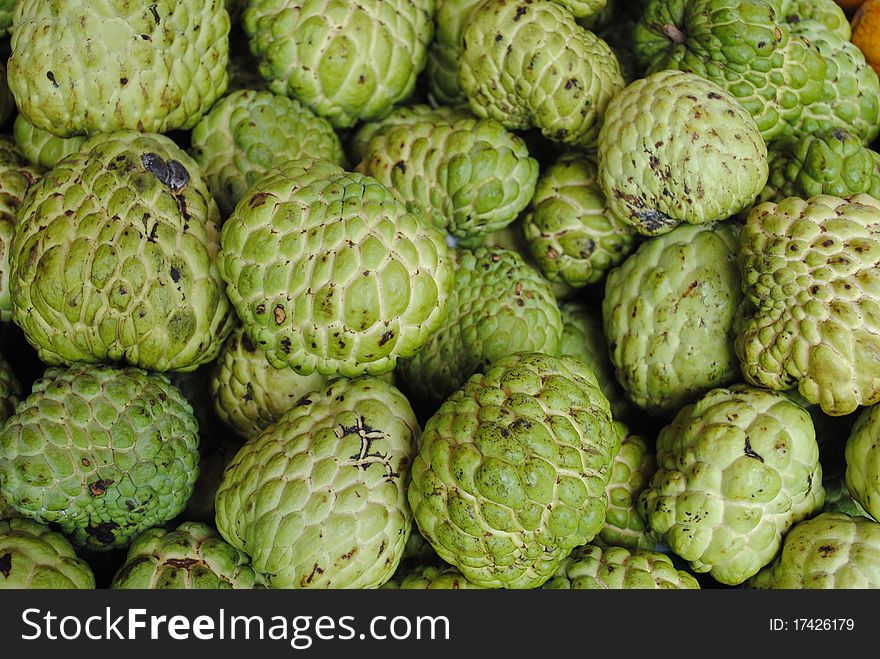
left=736, top=194, right=880, bottom=416
left=381, top=562, right=483, bottom=589
left=408, top=352, right=619, bottom=589
left=598, top=70, right=768, bottom=236
left=215, top=376, right=419, bottom=588
left=218, top=158, right=453, bottom=377
left=0, top=517, right=95, bottom=589
left=458, top=0, right=625, bottom=149
left=781, top=0, right=850, bottom=41
left=11, top=131, right=234, bottom=373
left=0, top=365, right=200, bottom=551
left=845, top=404, right=880, bottom=522
left=425, top=0, right=485, bottom=105
left=13, top=116, right=88, bottom=171
left=603, top=222, right=745, bottom=416
left=640, top=384, right=825, bottom=585
left=8, top=0, right=230, bottom=137
left=243, top=0, right=435, bottom=129
left=542, top=544, right=699, bottom=589
left=112, top=522, right=265, bottom=589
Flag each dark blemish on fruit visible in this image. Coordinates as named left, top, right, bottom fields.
left=149, top=4, right=160, bottom=23
left=514, top=6, right=527, bottom=20
left=170, top=267, right=180, bottom=283
left=280, top=337, right=291, bottom=353
left=86, top=521, right=118, bottom=545
left=274, top=305, right=286, bottom=324
left=378, top=331, right=394, bottom=346
left=47, top=71, right=59, bottom=87
left=88, top=478, right=114, bottom=497
left=743, top=437, right=764, bottom=462
left=394, top=161, right=406, bottom=174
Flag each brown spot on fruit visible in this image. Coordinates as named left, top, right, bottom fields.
left=88, top=479, right=114, bottom=497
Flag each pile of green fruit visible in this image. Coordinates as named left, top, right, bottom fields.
left=1, top=0, right=879, bottom=590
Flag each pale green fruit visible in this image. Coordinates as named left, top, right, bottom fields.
left=542, top=544, right=699, bottom=589
left=13, top=116, right=87, bottom=170
left=845, top=405, right=880, bottom=522
left=0, top=517, right=95, bottom=589
left=381, top=562, right=484, bottom=589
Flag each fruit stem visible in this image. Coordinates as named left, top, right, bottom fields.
left=662, top=23, right=688, bottom=44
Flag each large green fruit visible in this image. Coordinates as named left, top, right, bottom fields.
left=111, top=522, right=265, bottom=589
left=603, top=222, right=745, bottom=416
left=425, top=0, right=485, bottom=105
left=355, top=117, right=538, bottom=244
left=845, top=405, right=880, bottom=522
left=736, top=194, right=880, bottom=416
left=215, top=376, right=419, bottom=588
left=381, top=562, right=483, bottom=589
left=396, top=247, right=562, bottom=409
left=640, top=385, right=825, bottom=585
left=218, top=158, right=453, bottom=377
left=11, top=131, right=234, bottom=372
left=0, top=517, right=95, bottom=589
left=13, top=116, right=88, bottom=171
left=243, top=0, right=434, bottom=129
left=8, top=0, right=229, bottom=137
left=749, top=512, right=880, bottom=588
left=191, top=90, right=345, bottom=218
left=458, top=0, right=625, bottom=148
left=598, top=70, right=768, bottom=236
left=408, top=352, right=619, bottom=589
left=0, top=365, right=200, bottom=551
left=542, top=544, right=699, bottom=589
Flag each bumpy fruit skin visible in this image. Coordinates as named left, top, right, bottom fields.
left=597, top=423, right=657, bottom=551
left=782, top=0, right=851, bottom=40
left=12, top=131, right=234, bottom=373
left=542, top=545, right=699, bottom=589
left=0, top=139, right=41, bottom=323
left=425, top=0, right=485, bottom=105
left=348, top=104, right=472, bottom=166
left=13, top=116, right=88, bottom=170
left=381, top=562, right=483, bottom=589
left=760, top=129, right=880, bottom=204
left=640, top=385, right=825, bottom=585
left=396, top=247, right=562, bottom=409
left=524, top=153, right=636, bottom=287
left=458, top=0, right=625, bottom=148
left=634, top=0, right=827, bottom=144
left=790, top=22, right=880, bottom=146
left=557, top=301, right=630, bottom=420
left=218, top=158, right=453, bottom=377
left=210, top=325, right=329, bottom=440
left=243, top=0, right=434, bottom=129
left=598, top=70, right=768, bottom=236
left=749, top=512, right=880, bottom=588
left=356, top=118, right=538, bottom=243
left=408, top=352, right=619, bottom=589
left=215, top=376, right=419, bottom=589
left=8, top=1, right=230, bottom=137
left=111, top=522, right=265, bottom=589
left=0, top=352, right=22, bottom=425
left=736, top=194, right=880, bottom=416
left=845, top=405, right=880, bottom=521
left=191, top=90, right=345, bottom=218
left=603, top=222, right=745, bottom=416
left=0, top=365, right=200, bottom=551
left=0, top=517, right=95, bottom=589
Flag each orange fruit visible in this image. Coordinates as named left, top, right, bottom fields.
left=853, top=0, right=880, bottom=76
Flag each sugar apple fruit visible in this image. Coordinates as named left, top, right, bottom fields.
left=191, top=89, right=345, bottom=218
left=603, top=222, right=745, bottom=416
left=218, top=158, right=453, bottom=377
left=0, top=0, right=12, bottom=36
left=8, top=0, right=230, bottom=137
left=639, top=384, right=825, bottom=585
left=557, top=301, right=631, bottom=421
left=458, top=0, right=625, bottom=149
left=355, top=117, right=538, bottom=244
left=749, top=512, right=880, bottom=588
left=781, top=0, right=850, bottom=40
left=210, top=325, right=329, bottom=440
left=845, top=404, right=880, bottom=522
left=759, top=129, right=880, bottom=204
left=0, top=365, right=200, bottom=551
left=381, top=562, right=483, bottom=589
left=598, top=70, right=768, bottom=236
left=111, top=522, right=265, bottom=589
left=542, top=544, right=699, bottom=589
left=425, top=0, right=485, bottom=105
left=597, top=422, right=658, bottom=551
left=395, top=247, right=562, bottom=409
left=0, top=138, right=41, bottom=323
left=634, top=0, right=827, bottom=144
left=13, top=116, right=88, bottom=171
left=11, top=131, right=234, bottom=373
left=736, top=194, right=880, bottom=416
left=215, top=376, right=419, bottom=589
left=523, top=153, right=636, bottom=288
left=243, top=0, right=434, bottom=129
left=408, top=352, right=619, bottom=589
left=0, top=517, right=95, bottom=589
